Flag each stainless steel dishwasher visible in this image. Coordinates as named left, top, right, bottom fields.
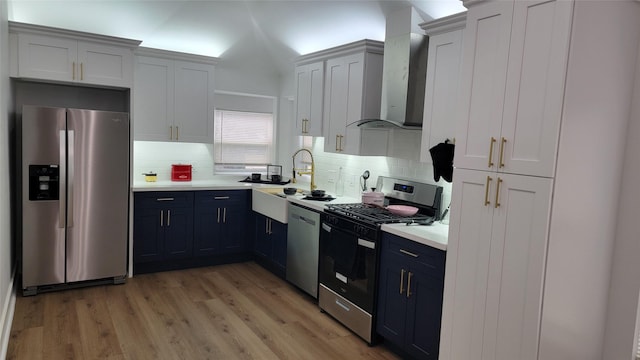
left=286, top=202, right=320, bottom=298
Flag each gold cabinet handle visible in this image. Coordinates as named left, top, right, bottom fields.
left=407, top=272, right=413, bottom=298
left=488, top=137, right=496, bottom=167
left=176, top=126, right=179, bottom=141
left=339, top=135, right=344, bottom=151
left=160, top=210, right=163, bottom=227
left=72, top=62, right=76, bottom=80
left=170, top=126, right=173, bottom=140
left=499, top=137, right=507, bottom=168
left=80, top=63, right=84, bottom=81
left=336, top=135, right=340, bottom=151
left=495, top=177, right=503, bottom=208
left=167, top=210, right=171, bottom=226
left=485, top=176, right=492, bottom=206
left=400, top=269, right=406, bottom=294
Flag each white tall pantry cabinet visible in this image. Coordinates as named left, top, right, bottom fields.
left=441, top=0, right=640, bottom=359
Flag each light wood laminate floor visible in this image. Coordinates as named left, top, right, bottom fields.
left=8, top=261, right=400, bottom=359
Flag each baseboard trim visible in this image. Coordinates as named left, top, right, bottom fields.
left=0, top=266, right=17, bottom=360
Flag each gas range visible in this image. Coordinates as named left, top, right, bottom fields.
left=318, top=176, right=443, bottom=345
left=325, top=203, right=435, bottom=225
left=325, top=176, right=443, bottom=227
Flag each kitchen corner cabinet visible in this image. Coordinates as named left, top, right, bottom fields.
left=10, top=22, right=138, bottom=88
left=294, top=62, right=324, bottom=136
left=134, top=48, right=217, bottom=143
left=419, top=13, right=466, bottom=163
left=133, top=192, right=194, bottom=263
left=453, top=0, right=571, bottom=177
left=254, top=213, right=287, bottom=277
left=322, top=44, right=384, bottom=155
left=376, top=232, right=446, bottom=359
left=194, top=190, right=250, bottom=255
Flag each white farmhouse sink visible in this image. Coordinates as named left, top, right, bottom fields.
left=252, top=188, right=289, bottom=223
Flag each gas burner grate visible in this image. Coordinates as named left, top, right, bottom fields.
left=326, top=203, right=433, bottom=225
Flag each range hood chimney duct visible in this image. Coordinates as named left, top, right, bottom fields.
left=350, top=7, right=428, bottom=129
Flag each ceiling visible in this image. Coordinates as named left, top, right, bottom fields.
left=7, top=0, right=466, bottom=76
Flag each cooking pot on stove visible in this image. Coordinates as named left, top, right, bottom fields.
left=361, top=190, right=384, bottom=207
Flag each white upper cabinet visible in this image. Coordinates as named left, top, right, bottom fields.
left=294, top=61, right=324, bottom=136
left=133, top=48, right=217, bottom=143
left=419, top=12, right=466, bottom=163
left=454, top=0, right=572, bottom=177
left=10, top=22, right=139, bottom=88
left=323, top=47, right=384, bottom=155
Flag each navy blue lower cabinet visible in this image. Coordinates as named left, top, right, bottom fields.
left=134, top=190, right=251, bottom=274
left=376, top=232, right=445, bottom=360
left=253, top=212, right=287, bottom=278
left=133, top=192, right=194, bottom=263
left=194, top=190, right=250, bottom=256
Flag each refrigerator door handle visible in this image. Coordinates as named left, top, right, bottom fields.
left=67, top=130, right=74, bottom=227
left=59, top=130, right=66, bottom=228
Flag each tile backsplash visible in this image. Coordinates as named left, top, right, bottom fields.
left=133, top=141, right=215, bottom=182
left=132, top=138, right=452, bottom=211
left=308, top=138, right=452, bottom=209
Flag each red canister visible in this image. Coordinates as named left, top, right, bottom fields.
left=171, top=164, right=192, bottom=181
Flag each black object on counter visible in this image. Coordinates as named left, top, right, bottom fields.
left=239, top=177, right=291, bottom=185
left=303, top=195, right=335, bottom=201
left=283, top=187, right=297, bottom=195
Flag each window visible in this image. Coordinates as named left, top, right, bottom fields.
left=214, top=109, right=274, bottom=172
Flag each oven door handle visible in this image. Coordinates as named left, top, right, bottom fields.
left=357, top=238, right=375, bottom=249
left=322, top=223, right=332, bottom=232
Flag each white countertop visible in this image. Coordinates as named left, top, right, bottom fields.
left=132, top=176, right=260, bottom=191
left=132, top=176, right=448, bottom=250
left=381, top=222, right=449, bottom=251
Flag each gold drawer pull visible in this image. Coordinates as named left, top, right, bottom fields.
left=499, top=137, right=506, bottom=168
left=495, top=177, right=503, bottom=208
left=488, top=137, right=496, bottom=167
left=484, top=176, right=492, bottom=206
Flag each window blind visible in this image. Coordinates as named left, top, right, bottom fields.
left=214, top=110, right=273, bottom=165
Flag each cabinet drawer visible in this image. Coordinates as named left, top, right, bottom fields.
left=135, top=191, right=194, bottom=208
left=194, top=190, right=249, bottom=206
left=383, top=233, right=445, bottom=277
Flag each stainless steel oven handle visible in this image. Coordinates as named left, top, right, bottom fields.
left=322, top=223, right=331, bottom=232
left=335, top=299, right=351, bottom=312
left=357, top=238, right=375, bottom=249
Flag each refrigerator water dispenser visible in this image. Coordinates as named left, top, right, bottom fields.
left=29, top=164, right=59, bottom=201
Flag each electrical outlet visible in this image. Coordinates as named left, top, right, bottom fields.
left=327, top=170, right=336, bottom=184
left=348, top=175, right=356, bottom=187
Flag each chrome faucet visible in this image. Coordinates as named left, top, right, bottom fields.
left=292, top=148, right=317, bottom=191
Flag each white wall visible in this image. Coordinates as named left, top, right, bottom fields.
left=539, top=2, right=640, bottom=359
left=603, top=31, right=640, bottom=360
left=0, top=0, right=16, bottom=357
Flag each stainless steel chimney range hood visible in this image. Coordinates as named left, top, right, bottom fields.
left=348, top=7, right=429, bottom=130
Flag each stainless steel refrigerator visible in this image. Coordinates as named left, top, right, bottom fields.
left=21, top=105, right=130, bottom=295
